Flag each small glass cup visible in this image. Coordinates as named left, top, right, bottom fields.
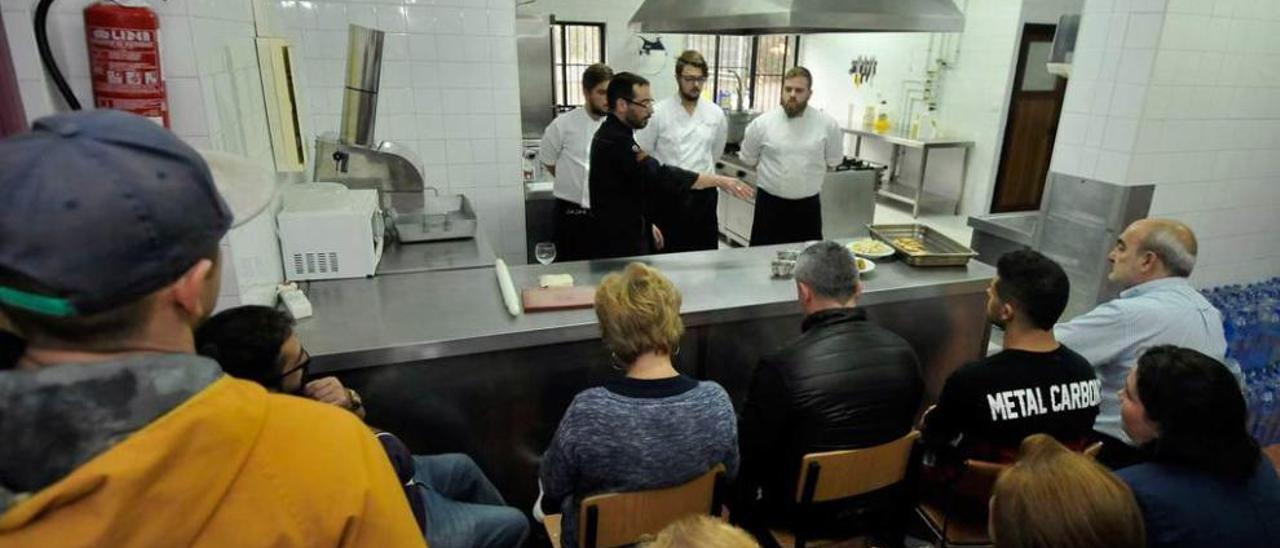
left=535, top=242, right=557, bottom=265
left=771, top=259, right=796, bottom=278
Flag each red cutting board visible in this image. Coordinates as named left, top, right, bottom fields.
left=521, top=286, right=597, bottom=312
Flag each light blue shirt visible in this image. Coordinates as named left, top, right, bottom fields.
left=1054, top=277, right=1228, bottom=442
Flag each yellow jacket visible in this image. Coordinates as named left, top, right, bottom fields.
left=0, top=376, right=426, bottom=547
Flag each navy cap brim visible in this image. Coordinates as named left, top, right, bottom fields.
left=200, top=150, right=278, bottom=228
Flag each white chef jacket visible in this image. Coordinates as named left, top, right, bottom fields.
left=634, top=96, right=728, bottom=174
left=739, top=106, right=844, bottom=199
left=538, top=107, right=605, bottom=208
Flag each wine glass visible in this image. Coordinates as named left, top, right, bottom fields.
left=535, top=242, right=557, bottom=265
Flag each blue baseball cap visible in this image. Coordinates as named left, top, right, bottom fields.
left=0, top=110, right=233, bottom=317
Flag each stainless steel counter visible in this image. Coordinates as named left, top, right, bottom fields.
left=298, top=242, right=994, bottom=514
left=298, top=241, right=994, bottom=371
left=374, top=229, right=497, bottom=276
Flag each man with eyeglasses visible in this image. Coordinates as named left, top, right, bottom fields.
left=588, top=71, right=753, bottom=259
left=197, top=305, right=530, bottom=548
left=635, top=50, right=728, bottom=253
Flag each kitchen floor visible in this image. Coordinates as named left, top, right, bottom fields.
left=872, top=201, right=973, bottom=244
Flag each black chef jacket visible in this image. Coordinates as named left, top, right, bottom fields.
left=588, top=114, right=699, bottom=259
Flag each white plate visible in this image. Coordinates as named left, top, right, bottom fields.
left=856, top=257, right=876, bottom=275
left=848, top=238, right=895, bottom=259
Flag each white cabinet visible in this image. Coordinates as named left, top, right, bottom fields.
left=719, top=188, right=754, bottom=246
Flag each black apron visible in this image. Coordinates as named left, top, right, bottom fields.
left=553, top=199, right=594, bottom=262
left=654, top=187, right=719, bottom=253
left=749, top=188, right=822, bottom=246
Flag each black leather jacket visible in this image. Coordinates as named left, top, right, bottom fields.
left=736, top=307, right=923, bottom=515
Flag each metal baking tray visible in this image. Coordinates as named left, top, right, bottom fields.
left=868, top=223, right=978, bottom=267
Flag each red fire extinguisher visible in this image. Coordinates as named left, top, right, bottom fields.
left=83, top=0, right=169, bottom=127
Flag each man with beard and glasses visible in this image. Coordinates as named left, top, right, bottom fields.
left=921, top=250, right=1101, bottom=476
left=539, top=63, right=613, bottom=261
left=635, top=50, right=728, bottom=253
left=587, top=72, right=752, bottom=259
left=0, top=111, right=423, bottom=546
left=197, top=305, right=529, bottom=548
left=739, top=66, right=843, bottom=246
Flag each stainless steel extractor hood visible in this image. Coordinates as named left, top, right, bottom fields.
left=629, top=0, right=964, bottom=35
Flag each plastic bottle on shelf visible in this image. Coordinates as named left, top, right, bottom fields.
left=873, top=100, right=891, bottom=134
left=919, top=107, right=938, bottom=139
left=862, top=103, right=877, bottom=129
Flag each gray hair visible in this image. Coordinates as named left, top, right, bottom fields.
left=1139, top=221, right=1198, bottom=277
left=794, top=241, right=859, bottom=302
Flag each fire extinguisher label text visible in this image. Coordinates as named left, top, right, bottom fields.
left=90, top=28, right=153, bottom=42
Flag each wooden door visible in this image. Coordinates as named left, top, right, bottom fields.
left=0, top=11, right=27, bottom=136
left=991, top=24, right=1066, bottom=213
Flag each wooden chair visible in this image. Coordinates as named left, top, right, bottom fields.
left=914, top=441, right=1103, bottom=548
left=1084, top=441, right=1103, bottom=459
left=915, top=458, right=1007, bottom=547
left=1265, top=445, right=1280, bottom=474
left=543, top=464, right=726, bottom=548
left=766, top=430, right=922, bottom=548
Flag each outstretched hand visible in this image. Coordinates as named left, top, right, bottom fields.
left=720, top=176, right=755, bottom=200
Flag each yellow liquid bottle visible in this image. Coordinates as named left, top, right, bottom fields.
left=874, top=113, right=891, bottom=134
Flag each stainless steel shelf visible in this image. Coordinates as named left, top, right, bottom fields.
left=843, top=127, right=975, bottom=150
left=877, top=182, right=958, bottom=208
left=844, top=126, right=973, bottom=217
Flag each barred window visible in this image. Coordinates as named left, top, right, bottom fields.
left=552, top=21, right=606, bottom=112
left=683, top=35, right=801, bottom=111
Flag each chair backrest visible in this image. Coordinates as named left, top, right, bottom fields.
left=956, top=441, right=1099, bottom=501
left=1265, top=445, right=1280, bottom=474
left=794, top=430, right=922, bottom=504
left=954, top=458, right=1009, bottom=501
left=577, top=464, right=725, bottom=548
left=1084, top=441, right=1103, bottom=458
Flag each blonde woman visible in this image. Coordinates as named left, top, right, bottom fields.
left=537, top=263, right=739, bottom=548
left=644, top=515, right=759, bottom=548
left=990, top=434, right=1144, bottom=548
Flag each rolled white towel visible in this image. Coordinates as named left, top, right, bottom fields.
left=495, top=259, right=522, bottom=316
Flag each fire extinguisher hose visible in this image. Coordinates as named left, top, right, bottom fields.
left=34, top=0, right=82, bottom=110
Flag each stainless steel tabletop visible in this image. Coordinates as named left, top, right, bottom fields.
left=295, top=241, right=995, bottom=369
left=968, top=211, right=1040, bottom=246
left=375, top=229, right=497, bottom=275
left=843, top=126, right=975, bottom=149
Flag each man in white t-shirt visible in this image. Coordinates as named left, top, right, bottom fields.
left=635, top=50, right=728, bottom=253
left=739, top=66, right=844, bottom=246
left=539, top=63, right=613, bottom=261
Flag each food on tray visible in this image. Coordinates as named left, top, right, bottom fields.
left=893, top=237, right=927, bottom=254
left=848, top=238, right=893, bottom=256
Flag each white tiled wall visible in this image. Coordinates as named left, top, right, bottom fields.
left=2, top=0, right=272, bottom=167
left=267, top=0, right=527, bottom=263
left=3, top=0, right=529, bottom=264
left=1053, top=0, right=1280, bottom=287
